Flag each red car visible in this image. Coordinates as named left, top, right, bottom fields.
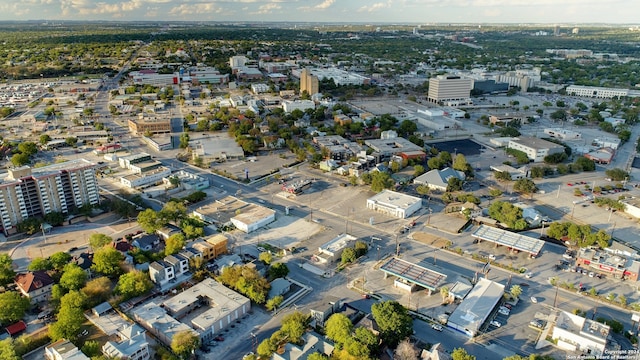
left=567, top=183, right=573, bottom=186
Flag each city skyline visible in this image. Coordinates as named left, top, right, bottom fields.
left=0, top=0, right=639, bottom=25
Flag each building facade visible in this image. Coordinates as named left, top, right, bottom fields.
left=0, top=159, right=99, bottom=235
left=428, top=75, right=473, bottom=104
left=366, top=190, right=422, bottom=219
left=128, top=117, right=171, bottom=136
left=507, top=137, right=565, bottom=162
left=299, top=68, right=319, bottom=95
left=565, top=85, right=630, bottom=99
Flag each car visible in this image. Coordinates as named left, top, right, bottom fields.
left=78, top=329, right=88, bottom=337
left=567, top=183, right=573, bottom=186
left=431, top=324, right=443, bottom=331
left=257, top=247, right=266, bottom=252
left=488, top=254, right=496, bottom=260
left=68, top=247, right=78, bottom=252
left=214, top=336, right=224, bottom=342
left=525, top=272, right=533, bottom=279
left=361, top=294, right=371, bottom=299
left=503, top=303, right=513, bottom=310
left=588, top=272, right=595, bottom=278
left=490, top=320, right=502, bottom=328
left=530, top=297, right=538, bottom=303
left=563, top=253, right=574, bottom=260
left=498, top=309, right=510, bottom=316
left=530, top=320, right=544, bottom=328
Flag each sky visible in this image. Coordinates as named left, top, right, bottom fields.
left=0, top=0, right=639, bottom=24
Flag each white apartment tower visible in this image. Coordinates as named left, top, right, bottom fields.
left=427, top=75, right=473, bottom=104
left=0, top=159, right=99, bottom=235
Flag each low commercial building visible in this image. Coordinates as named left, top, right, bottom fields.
left=162, top=278, right=251, bottom=342
left=231, top=204, right=276, bottom=233
left=192, top=196, right=274, bottom=233
left=566, top=85, right=630, bottom=99
left=413, top=167, right=466, bottom=192
left=162, top=170, right=210, bottom=190
left=543, top=128, right=582, bottom=140
left=507, top=137, right=565, bottom=162
left=190, top=134, right=244, bottom=164
left=551, top=311, right=610, bottom=357
left=313, top=135, right=363, bottom=161
left=366, top=190, right=422, bottom=219
left=128, top=116, right=171, bottom=136
left=576, top=247, right=640, bottom=281
left=316, top=234, right=356, bottom=263
left=584, top=148, right=615, bottom=165
left=447, top=278, right=504, bottom=337
left=119, top=153, right=153, bottom=170
left=489, top=164, right=529, bottom=180
left=120, top=166, right=172, bottom=189
left=365, top=137, right=425, bottom=162
left=282, top=99, right=315, bottom=113
left=132, top=301, right=198, bottom=347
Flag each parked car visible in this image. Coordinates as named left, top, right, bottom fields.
left=503, top=303, right=512, bottom=310
left=498, top=308, right=510, bottom=316
left=490, top=320, right=502, bottom=328
left=530, top=297, right=538, bottom=303
left=214, top=336, right=224, bottom=342
left=431, top=324, right=443, bottom=331
left=525, top=272, right=533, bottom=279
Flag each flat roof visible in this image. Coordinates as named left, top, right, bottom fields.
left=132, top=301, right=197, bottom=340
left=232, top=204, right=276, bottom=225
left=367, top=189, right=421, bottom=210
left=320, top=234, right=356, bottom=253
left=448, top=278, right=504, bottom=336
left=162, top=278, right=250, bottom=331
left=509, top=137, right=564, bottom=151
left=379, top=257, right=447, bottom=291
left=472, top=225, right=545, bottom=256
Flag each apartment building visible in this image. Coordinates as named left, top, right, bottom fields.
left=0, top=159, right=99, bottom=236
left=300, top=68, right=319, bottom=95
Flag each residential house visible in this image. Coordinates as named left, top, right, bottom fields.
left=15, top=270, right=54, bottom=303
left=45, top=339, right=90, bottom=360
left=165, top=254, right=189, bottom=277
left=268, top=278, right=291, bottom=299
left=132, top=234, right=160, bottom=251
left=148, top=261, right=175, bottom=287
left=102, top=324, right=150, bottom=360
left=156, top=225, right=182, bottom=241
left=272, top=332, right=334, bottom=360
left=413, top=167, right=466, bottom=192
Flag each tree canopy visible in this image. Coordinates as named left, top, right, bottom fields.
left=0, top=254, right=15, bottom=287
left=171, top=330, right=200, bottom=359
left=0, top=292, right=30, bottom=324
left=115, top=270, right=153, bottom=300
left=91, top=246, right=124, bottom=277
left=371, top=300, right=413, bottom=347
left=488, top=201, right=527, bottom=230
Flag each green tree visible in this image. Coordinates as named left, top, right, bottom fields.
left=268, top=263, right=289, bottom=279
left=10, top=153, right=30, bottom=166
left=27, top=257, right=51, bottom=271
left=0, top=338, right=19, bottom=360
left=0, top=254, right=15, bottom=287
left=447, top=177, right=464, bottom=192
left=60, top=263, right=87, bottom=291
left=171, top=330, right=200, bottom=359
left=307, top=353, right=329, bottom=360
left=510, top=284, right=522, bottom=299
left=115, top=270, right=153, bottom=300
left=0, top=292, right=30, bottom=324
left=39, top=134, right=51, bottom=145
left=259, top=251, right=272, bottom=265
left=452, top=153, right=471, bottom=174
left=81, top=340, right=102, bottom=357
left=370, top=171, right=393, bottom=192
left=265, top=295, right=284, bottom=311
left=49, top=291, right=87, bottom=341
left=413, top=165, right=426, bottom=177
left=17, top=142, right=37, bottom=156
left=513, top=179, right=537, bottom=198
left=341, top=247, right=357, bottom=264
left=451, top=347, right=476, bottom=360
left=371, top=300, right=413, bottom=347
left=81, top=277, right=112, bottom=306
left=160, top=201, right=187, bottom=223
left=91, top=246, right=124, bottom=277
left=398, top=120, right=417, bottom=137
left=605, top=168, right=629, bottom=181
left=280, top=311, right=310, bottom=344
left=257, top=338, right=277, bottom=358
left=89, top=233, right=112, bottom=250
left=49, top=252, right=72, bottom=271
left=325, top=313, right=353, bottom=345
left=165, top=233, right=186, bottom=256
left=179, top=133, right=190, bottom=149
left=137, top=209, right=163, bottom=234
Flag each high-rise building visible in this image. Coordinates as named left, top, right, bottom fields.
left=300, top=68, right=319, bottom=95
left=0, top=159, right=99, bottom=235
left=427, top=75, right=473, bottom=105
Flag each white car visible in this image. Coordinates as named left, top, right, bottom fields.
left=530, top=296, right=538, bottom=303
left=498, top=308, right=510, bottom=316
left=525, top=272, right=533, bottom=279
left=431, top=324, right=443, bottom=331
left=490, top=320, right=502, bottom=328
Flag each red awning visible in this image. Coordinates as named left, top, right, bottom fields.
left=5, top=320, right=26, bottom=335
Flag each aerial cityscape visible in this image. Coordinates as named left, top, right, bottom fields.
left=1, top=19, right=640, bottom=360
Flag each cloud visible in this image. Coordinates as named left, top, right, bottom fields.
left=169, top=3, right=222, bottom=16
left=251, top=2, right=281, bottom=14
left=358, top=1, right=391, bottom=12
left=298, top=0, right=335, bottom=11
